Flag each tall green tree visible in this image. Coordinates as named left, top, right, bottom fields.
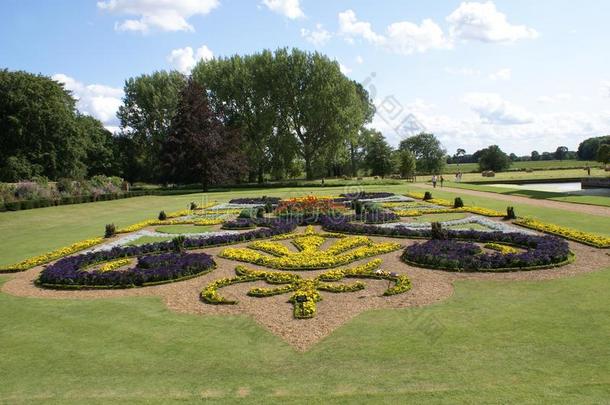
left=397, top=149, right=417, bottom=178
left=554, top=146, right=568, bottom=161
left=273, top=48, right=372, bottom=180
left=161, top=79, right=246, bottom=191
left=399, top=133, right=446, bottom=174
left=597, top=144, right=610, bottom=165
left=478, top=145, right=512, bottom=172
left=0, top=70, right=93, bottom=181
left=117, top=71, right=186, bottom=182
left=76, top=115, right=118, bottom=177
left=577, top=136, right=610, bottom=160
left=363, top=130, right=394, bottom=178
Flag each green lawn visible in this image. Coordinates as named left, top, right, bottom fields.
left=2, top=267, right=609, bottom=403
left=1, top=184, right=609, bottom=267
left=442, top=167, right=607, bottom=183
left=443, top=181, right=610, bottom=207
left=445, top=160, right=602, bottom=173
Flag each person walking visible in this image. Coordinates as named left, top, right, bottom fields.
left=431, top=174, right=437, bottom=188
left=440, top=175, right=444, bottom=188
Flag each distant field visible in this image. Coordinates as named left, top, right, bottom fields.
left=445, top=160, right=601, bottom=174
left=441, top=168, right=608, bottom=183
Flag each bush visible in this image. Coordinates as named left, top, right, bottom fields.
left=105, top=224, right=116, bottom=238
left=239, top=208, right=256, bottom=219
left=453, top=197, right=464, bottom=208
left=190, top=201, right=198, bottom=210
left=363, top=202, right=381, bottom=214
left=431, top=222, right=447, bottom=240
left=172, top=236, right=186, bottom=253
left=423, top=191, right=433, bottom=200
left=264, top=201, right=273, bottom=213
left=256, top=207, right=265, bottom=218
left=158, top=210, right=167, bottom=220
left=505, top=206, right=516, bottom=220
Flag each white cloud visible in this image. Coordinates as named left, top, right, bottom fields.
left=371, top=97, right=609, bottom=155
left=167, top=45, right=213, bottom=74
left=338, top=9, right=385, bottom=45
left=446, top=1, right=538, bottom=43
left=444, top=67, right=481, bottom=77
left=339, top=63, right=352, bottom=75
left=300, top=24, right=331, bottom=46
left=537, top=93, right=572, bottom=104
left=356, top=55, right=364, bottom=64
left=52, top=73, right=123, bottom=129
left=97, top=0, right=219, bottom=33
left=261, top=0, right=304, bottom=19
left=602, top=81, right=610, bottom=98
left=462, top=92, right=533, bottom=125
left=489, top=68, right=511, bottom=81
left=338, top=9, right=450, bottom=55
left=385, top=19, right=451, bottom=55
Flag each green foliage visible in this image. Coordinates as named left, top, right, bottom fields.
left=397, top=149, right=417, bottom=178
left=453, top=197, right=464, bottom=208
left=363, top=130, right=394, bottom=177
left=596, top=144, right=610, bottom=164
left=158, top=210, right=167, bottom=220
left=423, top=191, right=433, bottom=200
left=117, top=71, right=186, bottom=182
left=478, top=145, right=512, bottom=172
left=0, top=69, right=115, bottom=181
left=104, top=223, right=116, bottom=238
left=554, top=146, right=569, bottom=161
left=399, top=133, right=446, bottom=174
left=506, top=206, right=516, bottom=220
left=577, top=135, right=610, bottom=160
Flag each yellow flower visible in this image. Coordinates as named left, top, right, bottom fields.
left=515, top=218, right=610, bottom=248
left=98, top=258, right=132, bottom=272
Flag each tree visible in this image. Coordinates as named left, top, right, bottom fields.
left=454, top=148, right=466, bottom=165
left=478, top=145, right=512, bottom=172
left=531, top=150, right=541, bottom=161
left=397, top=149, right=416, bottom=178
left=161, top=79, right=247, bottom=191
left=399, top=133, right=446, bottom=174
left=76, top=115, right=118, bottom=177
left=597, top=144, right=610, bottom=165
left=363, top=131, right=394, bottom=178
left=509, top=153, right=518, bottom=162
left=0, top=69, right=103, bottom=181
left=555, top=146, right=569, bottom=161
left=118, top=71, right=186, bottom=182
left=577, top=136, right=610, bottom=160
left=273, top=48, right=372, bottom=180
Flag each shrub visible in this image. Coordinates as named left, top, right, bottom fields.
left=363, top=202, right=381, bottom=214
left=505, top=206, right=516, bottom=220
left=158, top=210, right=167, bottom=220
left=190, top=201, right=198, bottom=210
left=264, top=201, right=273, bottom=213
left=104, top=224, right=116, bottom=238
left=423, top=191, right=433, bottom=200
left=172, top=236, right=186, bottom=253
left=453, top=197, right=464, bottom=208
left=256, top=207, right=265, bottom=218
left=431, top=222, right=447, bottom=240
left=239, top=208, right=256, bottom=219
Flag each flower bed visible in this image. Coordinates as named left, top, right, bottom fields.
left=201, top=259, right=411, bottom=318
left=402, top=233, right=571, bottom=272
left=221, top=219, right=256, bottom=230
left=219, top=226, right=400, bottom=270
left=339, top=192, right=394, bottom=200
left=229, top=197, right=281, bottom=204
left=514, top=218, right=610, bottom=248
left=37, top=251, right=215, bottom=289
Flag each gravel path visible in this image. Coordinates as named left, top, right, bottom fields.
left=416, top=183, right=610, bottom=216
left=3, top=226, right=609, bottom=351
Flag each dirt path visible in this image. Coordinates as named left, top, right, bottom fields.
left=416, top=183, right=610, bottom=216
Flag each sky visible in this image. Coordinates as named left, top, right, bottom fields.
left=1, top=0, right=610, bottom=156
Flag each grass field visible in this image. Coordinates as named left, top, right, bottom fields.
left=1, top=185, right=610, bottom=403
left=444, top=160, right=602, bottom=173
left=2, top=267, right=609, bottom=403
left=443, top=181, right=610, bottom=207
left=1, top=184, right=609, bottom=267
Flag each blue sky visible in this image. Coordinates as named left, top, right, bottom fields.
left=2, top=0, right=609, bottom=155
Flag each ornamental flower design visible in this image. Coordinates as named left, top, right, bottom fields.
left=218, top=226, right=401, bottom=270
left=201, top=259, right=411, bottom=318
